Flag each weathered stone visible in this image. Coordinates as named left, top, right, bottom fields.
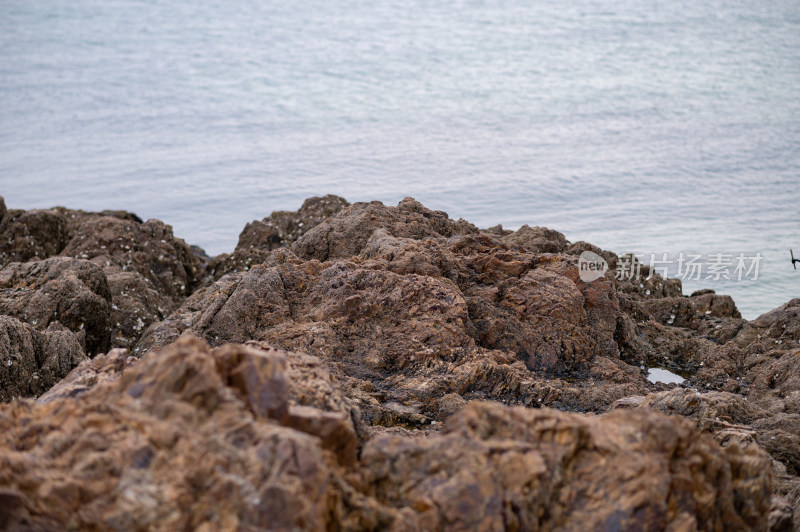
left=202, top=195, right=350, bottom=284
left=691, top=290, right=741, bottom=318
left=0, top=257, right=112, bottom=354
left=735, top=299, right=800, bottom=354
left=565, top=240, right=619, bottom=270
left=613, top=388, right=765, bottom=431
left=60, top=215, right=200, bottom=305
left=37, top=347, right=134, bottom=403
left=238, top=194, right=350, bottom=252
left=105, top=270, right=168, bottom=349
left=0, top=338, right=345, bottom=530
left=0, top=315, right=85, bottom=402
left=500, top=224, right=568, bottom=253
left=0, top=209, right=69, bottom=267
left=362, top=401, right=774, bottom=530
left=291, top=198, right=478, bottom=261
left=616, top=254, right=683, bottom=299
left=214, top=342, right=290, bottom=420
left=0, top=338, right=781, bottom=530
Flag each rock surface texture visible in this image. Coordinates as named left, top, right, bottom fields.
left=0, top=195, right=796, bottom=530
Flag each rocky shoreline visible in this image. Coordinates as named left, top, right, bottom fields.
left=0, top=195, right=797, bottom=530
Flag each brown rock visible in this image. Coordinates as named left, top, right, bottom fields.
left=1, top=337, right=779, bottom=530
left=362, top=401, right=774, bottom=530
left=565, top=240, right=619, bottom=270
left=0, top=338, right=346, bottom=530
left=500, top=224, right=568, bottom=253
left=60, top=215, right=200, bottom=305
left=616, top=254, right=683, bottom=299
left=58, top=215, right=203, bottom=348
left=613, top=388, right=765, bottom=431
left=202, top=195, right=350, bottom=284
left=37, top=347, right=134, bottom=403
left=105, top=270, right=168, bottom=349
left=291, top=197, right=478, bottom=261
left=237, top=194, right=350, bottom=252
left=0, top=208, right=69, bottom=267
left=735, top=299, right=800, bottom=354
left=0, top=315, right=85, bottom=402
left=0, top=257, right=112, bottom=354
left=691, top=289, right=742, bottom=318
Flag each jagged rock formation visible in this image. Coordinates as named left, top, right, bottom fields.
left=0, top=194, right=797, bottom=530
left=202, top=194, right=350, bottom=283
left=0, top=338, right=778, bottom=531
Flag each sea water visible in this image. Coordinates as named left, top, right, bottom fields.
left=1, top=0, right=799, bottom=318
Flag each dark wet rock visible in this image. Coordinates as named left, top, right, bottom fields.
left=60, top=215, right=200, bottom=305
left=0, top=200, right=204, bottom=351
left=238, top=194, right=350, bottom=252
left=616, top=254, right=683, bottom=299
left=639, top=291, right=745, bottom=348
left=58, top=215, right=202, bottom=348
left=0, top=208, right=69, bottom=267
left=105, top=271, right=168, bottom=349
left=691, top=289, right=741, bottom=318
left=189, top=244, right=210, bottom=269
left=0, top=315, right=85, bottom=402
left=642, top=296, right=701, bottom=328
left=0, top=257, right=112, bottom=354
left=480, top=223, right=512, bottom=237
left=53, top=205, right=145, bottom=234
left=0, top=202, right=147, bottom=269
left=618, top=316, right=715, bottom=377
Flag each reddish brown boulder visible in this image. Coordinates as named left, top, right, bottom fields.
left=0, top=339, right=780, bottom=531
left=0, top=339, right=345, bottom=531
left=499, top=224, right=568, bottom=253
left=362, top=401, right=774, bottom=531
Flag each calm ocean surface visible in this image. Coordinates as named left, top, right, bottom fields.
left=1, top=0, right=798, bottom=319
